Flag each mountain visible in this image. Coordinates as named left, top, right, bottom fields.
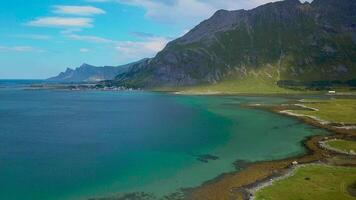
left=113, top=0, right=356, bottom=91
left=47, top=59, right=148, bottom=83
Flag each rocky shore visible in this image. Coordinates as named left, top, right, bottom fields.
left=187, top=97, right=356, bottom=200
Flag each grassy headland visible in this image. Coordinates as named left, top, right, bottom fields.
left=324, top=139, right=356, bottom=154
left=189, top=96, right=356, bottom=200
left=293, top=99, right=356, bottom=124
left=254, top=165, right=356, bottom=200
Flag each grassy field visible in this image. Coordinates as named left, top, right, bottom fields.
left=326, top=139, right=356, bottom=153
left=152, top=64, right=311, bottom=94
left=176, top=75, right=305, bottom=94
left=255, top=165, right=356, bottom=200
left=294, top=99, right=356, bottom=124
left=182, top=79, right=291, bottom=94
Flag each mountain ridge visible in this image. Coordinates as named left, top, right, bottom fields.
left=112, top=0, right=356, bottom=91
left=47, top=59, right=149, bottom=83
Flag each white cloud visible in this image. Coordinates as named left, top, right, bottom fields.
left=60, top=28, right=82, bottom=34
left=27, top=17, right=93, bottom=28
left=65, top=32, right=169, bottom=60
left=0, top=45, right=43, bottom=52
left=53, top=5, right=106, bottom=16
left=66, top=34, right=116, bottom=43
left=12, top=46, right=34, bottom=52
left=118, top=0, right=214, bottom=24
left=86, top=0, right=112, bottom=2
left=25, top=5, right=104, bottom=31
left=80, top=48, right=90, bottom=52
left=115, top=36, right=169, bottom=60
left=11, top=34, right=52, bottom=40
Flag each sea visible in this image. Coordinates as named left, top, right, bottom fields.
left=0, top=80, right=327, bottom=200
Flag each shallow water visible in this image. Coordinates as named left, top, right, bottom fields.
left=0, top=87, right=327, bottom=200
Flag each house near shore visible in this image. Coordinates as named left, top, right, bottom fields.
left=328, top=90, right=336, bottom=94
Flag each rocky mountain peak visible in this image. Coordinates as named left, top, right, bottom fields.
left=284, top=0, right=302, bottom=5
left=113, top=0, right=356, bottom=89
left=64, top=68, right=74, bottom=73
left=175, top=9, right=245, bottom=45
left=79, top=63, right=95, bottom=69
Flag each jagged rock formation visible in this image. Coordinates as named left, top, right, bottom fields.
left=47, top=59, right=149, bottom=83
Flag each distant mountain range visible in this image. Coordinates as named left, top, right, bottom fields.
left=47, top=59, right=148, bottom=83
left=112, top=0, right=356, bottom=91
left=48, top=0, right=356, bottom=92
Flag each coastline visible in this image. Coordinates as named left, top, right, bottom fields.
left=247, top=163, right=312, bottom=200
left=6, top=85, right=356, bottom=200
left=319, top=139, right=356, bottom=156
left=186, top=96, right=356, bottom=200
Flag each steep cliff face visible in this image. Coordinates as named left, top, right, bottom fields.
left=114, top=0, right=356, bottom=89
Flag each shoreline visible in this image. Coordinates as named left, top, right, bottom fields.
left=11, top=87, right=355, bottom=200
left=247, top=163, right=312, bottom=200
left=319, top=139, right=356, bottom=156
left=186, top=97, right=356, bottom=200
left=172, top=90, right=356, bottom=97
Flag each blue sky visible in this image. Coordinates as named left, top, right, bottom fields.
left=0, top=0, right=310, bottom=79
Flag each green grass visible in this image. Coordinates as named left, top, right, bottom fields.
left=294, top=99, right=356, bottom=124
left=255, top=165, right=356, bottom=200
left=326, top=140, right=356, bottom=153
left=175, top=69, right=312, bottom=94
left=153, top=80, right=299, bottom=94
left=182, top=78, right=292, bottom=94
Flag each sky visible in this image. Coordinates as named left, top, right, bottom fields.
left=0, top=0, right=310, bottom=79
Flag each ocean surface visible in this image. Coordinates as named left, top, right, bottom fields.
left=0, top=80, right=327, bottom=200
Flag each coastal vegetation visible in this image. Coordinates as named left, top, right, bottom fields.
left=248, top=97, right=356, bottom=200
left=325, top=139, right=356, bottom=154
left=189, top=96, right=356, bottom=200
left=177, top=75, right=302, bottom=94
left=255, top=165, right=356, bottom=200
left=292, top=99, right=356, bottom=124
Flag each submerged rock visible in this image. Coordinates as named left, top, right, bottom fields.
left=195, top=154, right=219, bottom=163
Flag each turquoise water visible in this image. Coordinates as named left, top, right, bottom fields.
left=0, top=84, right=327, bottom=200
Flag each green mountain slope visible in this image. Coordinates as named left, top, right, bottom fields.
left=113, top=0, right=356, bottom=93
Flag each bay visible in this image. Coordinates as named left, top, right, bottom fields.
left=0, top=85, right=326, bottom=200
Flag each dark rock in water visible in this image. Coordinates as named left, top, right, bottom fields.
left=233, top=160, right=252, bottom=170
left=163, top=191, right=185, bottom=200
left=88, top=192, right=155, bottom=200
left=195, top=154, right=219, bottom=163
